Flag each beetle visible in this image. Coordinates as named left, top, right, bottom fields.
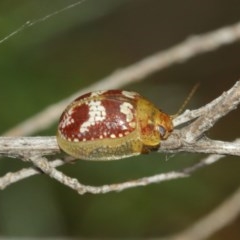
left=57, top=90, right=173, bottom=160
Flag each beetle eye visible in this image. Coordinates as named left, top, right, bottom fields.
left=159, top=125, right=166, bottom=138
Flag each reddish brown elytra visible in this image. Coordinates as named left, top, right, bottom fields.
left=57, top=87, right=198, bottom=161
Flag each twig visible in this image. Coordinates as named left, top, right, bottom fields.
left=182, top=81, right=240, bottom=143
left=4, top=21, right=240, bottom=136
left=0, top=136, right=58, bottom=158
left=27, top=153, right=225, bottom=195
left=161, top=135, right=240, bottom=156
left=2, top=77, right=240, bottom=191
left=1, top=80, right=240, bottom=158
left=0, top=136, right=240, bottom=158
left=0, top=140, right=229, bottom=191
left=0, top=159, right=64, bottom=190
left=0, top=153, right=221, bottom=192
left=173, top=81, right=240, bottom=127
left=0, top=79, right=239, bottom=192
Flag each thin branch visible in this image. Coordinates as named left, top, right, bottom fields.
left=28, top=153, right=224, bottom=195
left=173, top=81, right=240, bottom=127
left=4, top=20, right=240, bottom=136
left=182, top=81, right=240, bottom=143
left=1, top=80, right=240, bottom=158
left=2, top=85, right=239, bottom=191
left=0, top=152, right=222, bottom=192
left=1, top=136, right=240, bottom=159
left=160, top=135, right=240, bottom=156
left=0, top=159, right=64, bottom=190
left=0, top=140, right=229, bottom=191
left=0, top=136, right=58, bottom=158
left=0, top=79, right=239, bottom=191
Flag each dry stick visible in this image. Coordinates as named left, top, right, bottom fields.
left=161, top=134, right=240, bottom=156
left=0, top=87, right=237, bottom=235
left=1, top=80, right=240, bottom=158
left=0, top=141, right=233, bottom=192
left=0, top=154, right=236, bottom=240
left=1, top=136, right=240, bottom=158
left=4, top=21, right=240, bottom=136
left=0, top=159, right=64, bottom=190
left=182, top=81, right=240, bottom=143
left=28, top=153, right=224, bottom=195
left=173, top=81, right=240, bottom=127
left=0, top=136, right=59, bottom=158
left=165, top=80, right=240, bottom=151
left=0, top=81, right=240, bottom=191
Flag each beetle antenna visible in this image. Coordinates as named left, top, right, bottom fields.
left=171, top=83, right=200, bottom=119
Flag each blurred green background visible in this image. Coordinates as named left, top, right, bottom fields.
left=0, top=0, right=240, bottom=239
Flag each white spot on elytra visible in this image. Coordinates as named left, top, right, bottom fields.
left=110, top=134, right=116, bottom=138
left=79, top=100, right=106, bottom=133
left=90, top=90, right=106, bottom=97
left=122, top=91, right=137, bottom=99
left=120, top=102, right=134, bottom=122
left=59, top=107, right=76, bottom=129
left=119, top=120, right=128, bottom=130
left=129, top=122, right=136, bottom=128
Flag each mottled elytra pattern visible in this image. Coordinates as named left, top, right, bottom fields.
left=57, top=89, right=173, bottom=160
left=58, top=90, right=139, bottom=142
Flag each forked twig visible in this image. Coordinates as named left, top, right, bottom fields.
left=0, top=81, right=239, bottom=192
